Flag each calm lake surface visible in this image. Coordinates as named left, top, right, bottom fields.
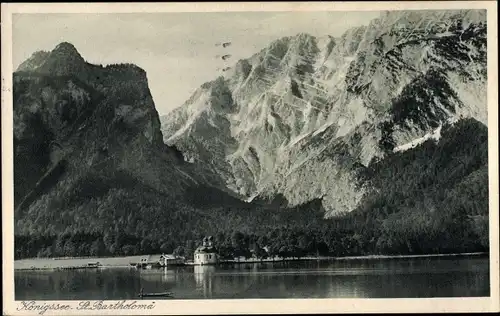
left=15, top=256, right=490, bottom=300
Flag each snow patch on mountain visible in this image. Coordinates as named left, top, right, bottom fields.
left=393, top=125, right=443, bottom=152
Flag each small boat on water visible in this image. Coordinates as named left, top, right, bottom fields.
left=138, top=288, right=174, bottom=298
left=87, top=262, right=101, bottom=268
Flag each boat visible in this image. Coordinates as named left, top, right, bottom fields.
left=87, top=262, right=101, bottom=268
left=138, top=289, right=174, bottom=298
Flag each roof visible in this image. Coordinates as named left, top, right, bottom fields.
left=195, top=246, right=217, bottom=254
left=141, top=254, right=173, bottom=262
left=146, top=255, right=163, bottom=262
left=140, top=254, right=184, bottom=261
left=162, top=254, right=180, bottom=260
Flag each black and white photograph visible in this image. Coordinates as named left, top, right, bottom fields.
left=2, top=1, right=499, bottom=315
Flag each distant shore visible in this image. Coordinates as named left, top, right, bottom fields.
left=323, top=252, right=489, bottom=261
left=14, top=252, right=488, bottom=271
left=217, top=252, right=488, bottom=265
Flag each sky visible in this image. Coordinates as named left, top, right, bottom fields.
left=12, top=11, right=381, bottom=115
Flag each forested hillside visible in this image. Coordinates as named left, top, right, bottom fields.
left=15, top=118, right=488, bottom=260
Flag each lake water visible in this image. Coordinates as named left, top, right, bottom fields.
left=15, top=256, right=490, bottom=300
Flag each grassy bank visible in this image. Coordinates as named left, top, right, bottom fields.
left=15, top=252, right=488, bottom=271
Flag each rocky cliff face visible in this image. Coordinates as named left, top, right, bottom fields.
left=14, top=42, right=194, bottom=234
left=161, top=10, right=487, bottom=216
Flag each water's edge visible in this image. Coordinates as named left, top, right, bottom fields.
left=14, top=252, right=489, bottom=271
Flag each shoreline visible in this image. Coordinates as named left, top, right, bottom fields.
left=14, top=252, right=488, bottom=271
left=216, top=252, right=488, bottom=265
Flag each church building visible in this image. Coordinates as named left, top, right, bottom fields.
left=194, top=236, right=218, bottom=265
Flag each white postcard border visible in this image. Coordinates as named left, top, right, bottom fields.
left=2, top=2, right=499, bottom=315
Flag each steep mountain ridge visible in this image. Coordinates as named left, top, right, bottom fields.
left=161, top=9, right=487, bottom=216
left=14, top=42, right=198, bottom=234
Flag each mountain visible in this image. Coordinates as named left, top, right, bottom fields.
left=13, top=42, right=198, bottom=235
left=161, top=10, right=487, bottom=216
left=13, top=42, right=329, bottom=258
left=13, top=10, right=489, bottom=260
left=350, top=117, right=489, bottom=254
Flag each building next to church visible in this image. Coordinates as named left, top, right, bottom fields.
left=133, top=254, right=185, bottom=268
left=160, top=254, right=185, bottom=266
left=194, top=236, right=218, bottom=265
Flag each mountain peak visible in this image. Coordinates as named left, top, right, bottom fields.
left=294, top=32, right=314, bottom=39
left=292, top=32, right=317, bottom=46
left=16, top=50, right=50, bottom=72
left=16, top=41, right=85, bottom=75
left=53, top=42, right=81, bottom=55
left=50, top=42, right=85, bottom=63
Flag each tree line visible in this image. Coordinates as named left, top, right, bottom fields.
left=14, top=118, right=489, bottom=260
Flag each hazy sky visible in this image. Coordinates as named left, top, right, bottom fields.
left=13, top=11, right=381, bottom=115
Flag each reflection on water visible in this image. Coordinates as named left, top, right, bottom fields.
left=15, top=256, right=490, bottom=300
left=194, top=265, right=215, bottom=298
